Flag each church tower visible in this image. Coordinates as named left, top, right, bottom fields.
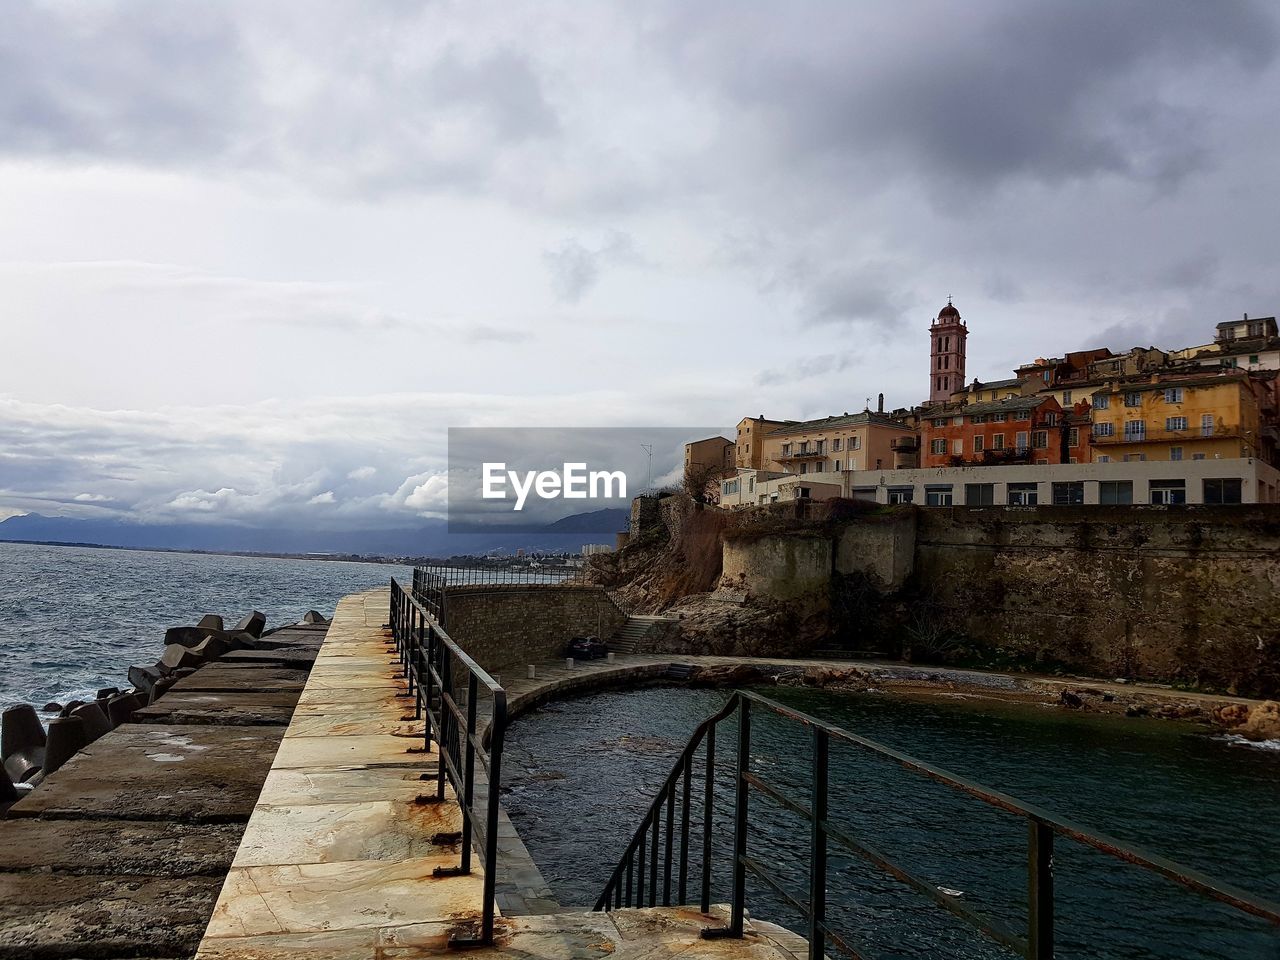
left=928, top=298, right=967, bottom=404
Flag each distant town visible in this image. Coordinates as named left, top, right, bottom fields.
left=684, top=301, right=1280, bottom=510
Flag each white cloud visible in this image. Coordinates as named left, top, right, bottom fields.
left=309, top=490, right=336, bottom=504
left=347, top=466, right=377, bottom=481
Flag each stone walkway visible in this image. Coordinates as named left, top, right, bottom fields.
left=196, top=589, right=809, bottom=960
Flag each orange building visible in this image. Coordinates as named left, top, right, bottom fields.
left=920, top=395, right=1067, bottom=468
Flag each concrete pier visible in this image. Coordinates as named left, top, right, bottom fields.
left=0, top=621, right=326, bottom=959
left=195, top=589, right=808, bottom=960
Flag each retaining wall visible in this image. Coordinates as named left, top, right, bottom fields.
left=444, top=584, right=627, bottom=673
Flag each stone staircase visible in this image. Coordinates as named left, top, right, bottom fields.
left=607, top=615, right=676, bottom=654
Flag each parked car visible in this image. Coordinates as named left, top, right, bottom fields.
left=567, top=635, right=607, bottom=660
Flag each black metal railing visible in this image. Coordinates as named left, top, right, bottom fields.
left=593, top=690, right=1280, bottom=959
left=390, top=578, right=507, bottom=948
left=412, top=563, right=636, bottom=629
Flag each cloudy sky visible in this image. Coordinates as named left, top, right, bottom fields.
left=2, top=0, right=1278, bottom=532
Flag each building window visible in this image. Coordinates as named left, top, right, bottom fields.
left=1032, top=430, right=1048, bottom=449
left=799, top=463, right=807, bottom=474
left=1122, top=453, right=1147, bottom=463
left=1099, top=480, right=1133, bottom=505
left=1124, top=392, right=1142, bottom=407
left=1097, top=455, right=1111, bottom=463
left=1093, top=394, right=1110, bottom=409
left=1052, top=481, right=1084, bottom=505
left=832, top=438, right=841, bottom=451
left=974, top=435, right=984, bottom=453
left=1123, top=420, right=1146, bottom=441
left=1062, top=391, right=1073, bottom=405
left=993, top=434, right=1006, bottom=450
left=1149, top=480, right=1186, bottom=505
left=953, top=415, right=964, bottom=426
left=1166, top=416, right=1187, bottom=432
left=925, top=486, right=953, bottom=507
left=1249, top=354, right=1259, bottom=365
left=888, top=487, right=914, bottom=504
left=1201, top=413, right=1215, bottom=437
left=1204, top=478, right=1243, bottom=504
left=1016, top=410, right=1032, bottom=421
left=1016, top=432, right=1029, bottom=451
left=1193, top=453, right=1206, bottom=460
left=853, top=437, right=862, bottom=450
left=930, top=439, right=947, bottom=455
left=782, top=443, right=792, bottom=456
left=970, top=414, right=986, bottom=424
left=1045, top=413, right=1059, bottom=426
left=1164, top=387, right=1184, bottom=403
left=1007, top=482, right=1038, bottom=506
left=952, top=439, right=963, bottom=455
left=1094, top=422, right=1114, bottom=437
left=932, top=418, right=948, bottom=428
left=1171, top=447, right=1183, bottom=461
left=965, top=483, right=995, bottom=505
left=993, top=413, right=1008, bottom=423
left=1068, top=427, right=1080, bottom=447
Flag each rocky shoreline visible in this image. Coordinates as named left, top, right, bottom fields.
left=679, top=660, right=1280, bottom=742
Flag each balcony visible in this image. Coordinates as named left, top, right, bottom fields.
left=780, top=447, right=826, bottom=459
left=1090, top=426, right=1245, bottom=445
left=890, top=435, right=919, bottom=452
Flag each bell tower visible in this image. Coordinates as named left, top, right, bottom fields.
left=928, top=297, right=967, bottom=404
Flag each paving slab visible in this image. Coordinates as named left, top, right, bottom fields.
left=255, top=766, right=443, bottom=807
left=270, top=732, right=429, bottom=770
left=171, top=664, right=308, bottom=694
left=133, top=691, right=301, bottom=726
left=8, top=723, right=288, bottom=822
left=221, top=648, right=318, bottom=668
left=283, top=710, right=423, bottom=739
left=0, top=818, right=242, bottom=876
left=0, top=872, right=224, bottom=960
left=203, top=856, right=486, bottom=938
left=232, top=798, right=462, bottom=866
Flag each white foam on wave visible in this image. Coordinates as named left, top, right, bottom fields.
left=1217, top=734, right=1280, bottom=752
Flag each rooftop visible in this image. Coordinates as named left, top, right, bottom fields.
left=766, top=410, right=911, bottom=436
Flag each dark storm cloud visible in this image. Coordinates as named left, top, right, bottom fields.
left=657, top=0, right=1277, bottom=192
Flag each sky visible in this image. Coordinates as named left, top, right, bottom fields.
left=2, top=0, right=1279, bottom=533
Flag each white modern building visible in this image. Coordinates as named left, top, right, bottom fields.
left=721, top=458, right=1280, bottom=508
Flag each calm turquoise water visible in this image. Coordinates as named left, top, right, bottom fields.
left=504, top=686, right=1280, bottom=959
left=0, top=541, right=410, bottom=710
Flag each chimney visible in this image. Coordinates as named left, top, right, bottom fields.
left=877, top=393, right=884, bottom=413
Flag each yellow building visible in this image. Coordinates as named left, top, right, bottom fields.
left=1089, top=372, right=1271, bottom=463
left=734, top=416, right=795, bottom=469
left=762, top=411, right=913, bottom=474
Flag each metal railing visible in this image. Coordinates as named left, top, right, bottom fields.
left=390, top=578, right=507, bottom=948
left=593, top=690, right=1280, bottom=960
left=412, top=563, right=635, bottom=628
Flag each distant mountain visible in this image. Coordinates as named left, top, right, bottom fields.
left=0, top=509, right=630, bottom=558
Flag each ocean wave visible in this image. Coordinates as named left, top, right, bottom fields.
left=1217, top=733, right=1280, bottom=752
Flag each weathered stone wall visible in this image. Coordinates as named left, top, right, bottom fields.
left=834, top=510, right=916, bottom=589
left=913, top=506, right=1280, bottom=694
left=720, top=534, right=831, bottom=601
left=444, top=585, right=627, bottom=673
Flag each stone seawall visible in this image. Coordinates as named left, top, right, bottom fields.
left=914, top=505, right=1280, bottom=694
left=443, top=585, right=626, bottom=673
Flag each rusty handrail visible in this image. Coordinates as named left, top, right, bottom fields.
left=594, top=689, right=1280, bottom=959
left=391, top=578, right=506, bottom=948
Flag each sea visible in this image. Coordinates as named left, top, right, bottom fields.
left=0, top=540, right=411, bottom=711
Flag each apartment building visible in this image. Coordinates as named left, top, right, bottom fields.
left=764, top=411, right=911, bottom=475
left=919, top=395, right=1068, bottom=468
left=734, top=416, right=795, bottom=470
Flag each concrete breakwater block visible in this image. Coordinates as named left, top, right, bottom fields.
left=302, top=610, right=329, bottom=625
left=164, top=625, right=257, bottom=651
left=107, top=692, right=143, bottom=727
left=2, top=704, right=47, bottom=784
left=159, top=643, right=205, bottom=673
left=234, top=610, right=267, bottom=639
left=128, top=664, right=164, bottom=699
left=42, top=716, right=87, bottom=777
left=198, top=613, right=225, bottom=631
left=69, top=702, right=112, bottom=745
